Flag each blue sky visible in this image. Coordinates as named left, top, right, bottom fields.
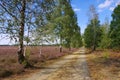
left=71, top=0, right=120, bottom=33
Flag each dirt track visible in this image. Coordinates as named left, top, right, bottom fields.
left=4, top=48, right=91, bottom=80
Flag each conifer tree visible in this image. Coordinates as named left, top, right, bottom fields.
left=109, top=5, right=120, bottom=49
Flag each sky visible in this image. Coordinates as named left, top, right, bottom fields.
left=71, top=0, right=120, bottom=33
left=0, top=0, right=120, bottom=45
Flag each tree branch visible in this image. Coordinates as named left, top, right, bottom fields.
left=0, top=3, right=19, bottom=21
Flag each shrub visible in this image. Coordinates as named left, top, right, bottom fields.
left=0, top=69, right=12, bottom=78
left=25, top=47, right=31, bottom=59
left=102, top=51, right=110, bottom=59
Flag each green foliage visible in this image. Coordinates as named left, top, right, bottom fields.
left=100, top=35, right=111, bottom=49
left=109, top=5, right=120, bottom=49
left=25, top=47, right=31, bottom=59
left=24, top=36, right=31, bottom=45
left=84, top=24, right=94, bottom=48
left=0, top=0, right=56, bottom=43
left=54, top=0, right=83, bottom=48
left=34, top=0, right=83, bottom=48
left=102, top=51, right=110, bottom=59
left=0, top=0, right=56, bottom=66
left=22, top=60, right=27, bottom=66
left=99, top=21, right=111, bottom=49
left=84, top=5, right=103, bottom=50
left=70, top=31, right=83, bottom=48
left=84, top=19, right=102, bottom=49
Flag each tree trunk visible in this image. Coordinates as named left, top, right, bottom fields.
left=93, top=19, right=96, bottom=51
left=92, top=45, right=96, bottom=51
left=59, top=35, right=62, bottom=53
left=17, top=0, right=31, bottom=68
left=59, top=45, right=62, bottom=53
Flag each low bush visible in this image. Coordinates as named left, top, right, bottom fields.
left=0, top=69, right=12, bottom=78
left=102, top=51, right=110, bottom=59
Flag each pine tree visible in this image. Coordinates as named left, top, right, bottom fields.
left=109, top=5, right=120, bottom=49
left=99, top=18, right=111, bottom=49
left=84, top=5, right=102, bottom=50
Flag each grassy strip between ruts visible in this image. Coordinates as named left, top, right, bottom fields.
left=86, top=49, right=120, bottom=80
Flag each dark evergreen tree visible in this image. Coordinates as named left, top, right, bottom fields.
left=84, top=16, right=102, bottom=50
left=109, top=5, right=120, bottom=49
left=84, top=5, right=102, bottom=50
left=99, top=18, right=111, bottom=49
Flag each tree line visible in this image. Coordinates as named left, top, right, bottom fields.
left=0, top=0, right=82, bottom=67
left=84, top=5, right=120, bottom=51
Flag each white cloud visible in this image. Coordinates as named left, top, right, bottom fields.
left=109, top=7, right=115, bottom=11
left=71, top=4, right=80, bottom=12
left=98, top=0, right=113, bottom=9
left=71, top=4, right=76, bottom=7
left=109, top=0, right=120, bottom=11
left=73, top=8, right=80, bottom=12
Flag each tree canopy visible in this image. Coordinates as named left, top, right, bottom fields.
left=0, top=0, right=83, bottom=66
left=34, top=0, right=83, bottom=48
left=109, top=5, right=120, bottom=49
left=84, top=5, right=102, bottom=50
left=0, top=0, right=56, bottom=67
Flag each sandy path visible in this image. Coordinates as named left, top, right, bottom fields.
left=47, top=48, right=91, bottom=80
left=4, top=48, right=91, bottom=80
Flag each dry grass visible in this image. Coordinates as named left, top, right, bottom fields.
left=86, top=49, right=120, bottom=80
left=0, top=46, right=77, bottom=79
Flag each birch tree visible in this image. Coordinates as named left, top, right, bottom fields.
left=0, top=0, right=55, bottom=67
